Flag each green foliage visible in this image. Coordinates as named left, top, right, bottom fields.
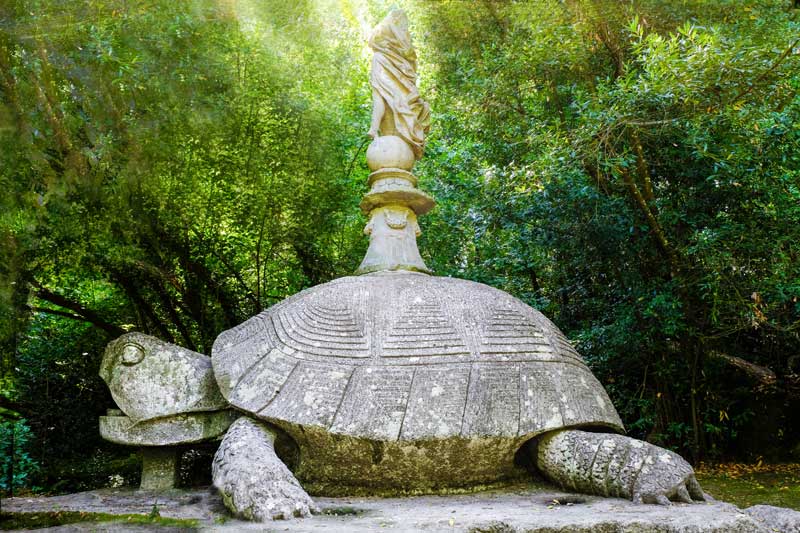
left=0, top=0, right=370, bottom=352
left=11, top=310, right=124, bottom=492
left=408, top=0, right=800, bottom=459
left=0, top=0, right=372, bottom=490
left=1, top=0, right=799, bottom=492
left=0, top=418, right=40, bottom=494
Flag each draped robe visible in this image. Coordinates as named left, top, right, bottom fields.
left=369, top=13, right=430, bottom=160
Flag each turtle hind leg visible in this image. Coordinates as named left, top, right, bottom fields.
left=533, top=429, right=710, bottom=504
left=212, top=417, right=318, bottom=521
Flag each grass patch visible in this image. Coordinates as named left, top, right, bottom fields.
left=0, top=511, right=199, bottom=530
left=696, top=463, right=800, bottom=511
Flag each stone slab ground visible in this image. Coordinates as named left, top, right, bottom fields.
left=3, top=483, right=800, bottom=532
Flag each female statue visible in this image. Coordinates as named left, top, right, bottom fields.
left=367, top=9, right=430, bottom=160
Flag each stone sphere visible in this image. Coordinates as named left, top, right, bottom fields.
left=366, top=135, right=415, bottom=171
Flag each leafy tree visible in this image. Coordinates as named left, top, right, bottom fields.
left=410, top=0, right=800, bottom=460
left=0, top=0, right=371, bottom=489
left=1, top=0, right=799, bottom=491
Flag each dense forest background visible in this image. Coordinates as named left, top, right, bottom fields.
left=1, top=0, right=799, bottom=494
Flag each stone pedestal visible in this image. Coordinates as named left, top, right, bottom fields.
left=356, top=137, right=436, bottom=275
left=140, top=447, right=179, bottom=491
left=99, top=409, right=236, bottom=491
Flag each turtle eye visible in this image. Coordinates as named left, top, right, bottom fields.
left=121, top=343, right=145, bottom=366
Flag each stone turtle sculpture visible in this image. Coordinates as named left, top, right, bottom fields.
left=99, top=8, right=709, bottom=522
left=101, top=272, right=708, bottom=521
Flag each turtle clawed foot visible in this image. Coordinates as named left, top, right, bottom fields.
left=255, top=488, right=319, bottom=521
left=236, top=461, right=319, bottom=521
left=274, top=480, right=320, bottom=520
left=674, top=485, right=693, bottom=503
left=687, top=476, right=715, bottom=502
left=635, top=493, right=676, bottom=506
left=635, top=474, right=710, bottom=506
left=231, top=472, right=319, bottom=521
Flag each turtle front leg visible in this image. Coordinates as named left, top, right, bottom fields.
left=212, top=417, right=318, bottom=520
left=533, top=429, right=709, bottom=505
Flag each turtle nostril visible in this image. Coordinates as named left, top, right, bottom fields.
left=121, top=344, right=145, bottom=365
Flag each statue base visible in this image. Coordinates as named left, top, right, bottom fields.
left=360, top=168, right=435, bottom=217
left=355, top=204, right=432, bottom=275
left=356, top=161, right=434, bottom=275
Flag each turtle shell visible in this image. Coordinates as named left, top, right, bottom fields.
left=212, top=272, right=623, bottom=442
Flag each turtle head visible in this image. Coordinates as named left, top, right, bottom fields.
left=100, top=332, right=226, bottom=422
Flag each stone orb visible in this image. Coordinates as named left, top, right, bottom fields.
left=366, top=135, right=415, bottom=171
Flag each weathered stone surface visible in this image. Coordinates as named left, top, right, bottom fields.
left=462, top=364, right=521, bottom=437
left=329, top=366, right=415, bottom=440
left=5, top=485, right=792, bottom=532
left=212, top=417, right=317, bottom=521
left=745, top=504, right=800, bottom=532
left=14, top=524, right=185, bottom=532
left=400, top=365, right=471, bottom=440
left=208, top=271, right=630, bottom=493
left=212, top=272, right=623, bottom=442
left=2, top=487, right=226, bottom=521
left=99, top=337, right=236, bottom=494
left=99, top=411, right=236, bottom=446
left=100, top=332, right=226, bottom=423
left=367, top=167, right=418, bottom=188
left=285, top=425, right=529, bottom=495
left=139, top=447, right=180, bottom=491
left=536, top=429, right=706, bottom=505
left=258, top=361, right=352, bottom=427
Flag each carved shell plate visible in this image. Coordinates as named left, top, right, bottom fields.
left=211, top=272, right=624, bottom=441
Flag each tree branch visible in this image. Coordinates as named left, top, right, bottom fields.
left=727, top=37, right=800, bottom=107
left=109, top=270, right=176, bottom=344
left=619, top=167, right=680, bottom=278
left=146, top=278, right=197, bottom=351
left=27, top=306, right=82, bottom=321
left=632, top=133, right=656, bottom=206
left=29, top=282, right=124, bottom=336
left=709, top=350, right=777, bottom=386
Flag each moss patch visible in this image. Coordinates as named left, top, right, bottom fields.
left=321, top=506, right=364, bottom=516
left=304, top=478, right=546, bottom=498
left=0, top=511, right=199, bottom=530
left=696, top=462, right=800, bottom=511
